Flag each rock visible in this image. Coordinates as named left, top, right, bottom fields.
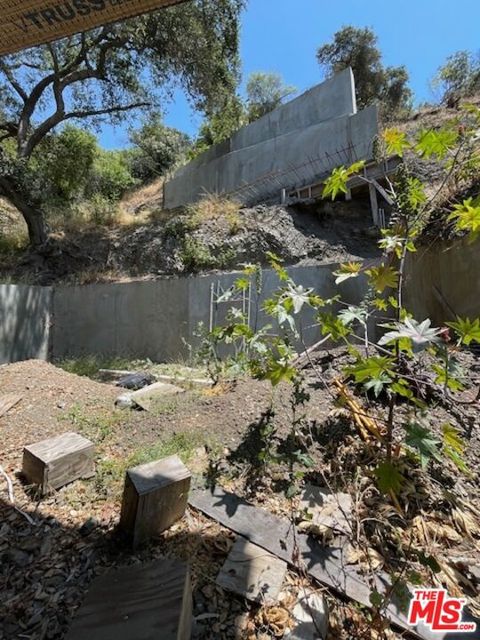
left=115, top=393, right=134, bottom=409
left=79, top=517, right=99, bottom=537
left=285, top=590, right=328, bottom=640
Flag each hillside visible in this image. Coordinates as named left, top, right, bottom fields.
left=1, top=96, right=479, bottom=285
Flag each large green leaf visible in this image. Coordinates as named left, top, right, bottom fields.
left=404, top=423, right=442, bottom=469
left=374, top=462, right=404, bottom=494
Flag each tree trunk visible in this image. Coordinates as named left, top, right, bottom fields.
left=0, top=176, right=47, bottom=247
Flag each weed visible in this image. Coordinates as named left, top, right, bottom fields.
left=180, top=237, right=217, bottom=271
left=163, top=215, right=199, bottom=239
left=56, top=355, right=135, bottom=379
left=63, top=403, right=121, bottom=442
left=187, top=193, right=241, bottom=225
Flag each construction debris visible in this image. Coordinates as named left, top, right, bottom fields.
left=115, top=381, right=185, bottom=411
left=65, top=559, right=192, bottom=640
left=285, top=590, right=328, bottom=640
left=298, top=485, right=352, bottom=535
left=0, top=393, right=22, bottom=419
left=189, top=487, right=451, bottom=640
left=116, top=372, right=156, bottom=390
left=217, top=537, right=288, bottom=604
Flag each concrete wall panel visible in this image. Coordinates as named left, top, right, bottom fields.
left=0, top=284, right=52, bottom=364
left=164, top=106, right=378, bottom=210
left=164, top=70, right=371, bottom=210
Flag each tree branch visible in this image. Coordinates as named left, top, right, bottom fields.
left=0, top=61, right=28, bottom=102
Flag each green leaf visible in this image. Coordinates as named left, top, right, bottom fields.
left=374, top=462, right=404, bottom=494
left=333, top=261, right=363, bottom=284
left=318, top=313, right=351, bottom=341
left=347, top=356, right=395, bottom=383
left=378, top=318, right=442, bottom=350
left=415, top=128, right=458, bottom=159
left=448, top=198, right=480, bottom=238
left=366, top=265, right=399, bottom=293
left=373, top=298, right=388, bottom=311
left=369, top=589, right=384, bottom=609
left=447, top=316, right=480, bottom=346
left=338, top=305, right=368, bottom=327
left=391, top=379, right=414, bottom=400
left=322, top=161, right=365, bottom=200
left=404, top=423, right=442, bottom=469
left=442, top=423, right=469, bottom=473
left=383, top=128, right=410, bottom=157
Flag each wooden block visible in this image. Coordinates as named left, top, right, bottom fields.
left=66, top=559, right=192, bottom=640
left=22, top=432, right=94, bottom=494
left=217, top=536, right=287, bottom=604
left=120, top=455, right=191, bottom=548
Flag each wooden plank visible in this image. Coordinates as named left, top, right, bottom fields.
left=22, top=432, right=94, bottom=494
left=0, top=394, right=22, bottom=419
left=66, top=558, right=192, bottom=640
left=129, top=382, right=185, bottom=411
left=120, top=455, right=191, bottom=548
left=299, top=485, right=352, bottom=534
left=189, top=488, right=469, bottom=640
left=217, top=537, right=287, bottom=604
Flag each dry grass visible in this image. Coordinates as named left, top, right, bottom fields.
left=186, top=193, right=243, bottom=235
left=120, top=176, right=165, bottom=215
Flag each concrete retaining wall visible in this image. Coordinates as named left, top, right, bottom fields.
left=0, top=284, right=52, bottom=364
left=3, top=239, right=477, bottom=366
left=0, top=264, right=369, bottom=364
left=404, top=237, right=480, bottom=323
left=164, top=70, right=378, bottom=210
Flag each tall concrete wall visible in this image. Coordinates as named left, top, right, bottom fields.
left=164, top=69, right=378, bottom=210
left=0, top=284, right=52, bottom=364
left=404, top=237, right=480, bottom=324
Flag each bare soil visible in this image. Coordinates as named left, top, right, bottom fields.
left=1, top=354, right=480, bottom=640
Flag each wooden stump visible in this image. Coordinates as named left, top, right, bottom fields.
left=66, top=559, right=192, bottom=640
left=120, top=455, right=191, bottom=548
left=22, top=432, right=95, bottom=494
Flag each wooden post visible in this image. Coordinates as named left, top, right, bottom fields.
left=22, top=432, right=94, bottom=494
left=66, top=559, right=192, bottom=640
left=120, top=455, right=191, bottom=548
left=369, top=182, right=379, bottom=226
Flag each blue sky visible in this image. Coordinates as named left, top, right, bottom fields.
left=99, top=0, right=480, bottom=148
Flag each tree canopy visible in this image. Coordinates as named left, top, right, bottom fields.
left=246, top=72, right=296, bottom=122
left=432, top=51, right=480, bottom=107
left=0, top=0, right=244, bottom=246
left=317, top=26, right=412, bottom=117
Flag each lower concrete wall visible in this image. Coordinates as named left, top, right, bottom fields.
left=0, top=284, right=52, bottom=364
left=2, top=240, right=477, bottom=366
left=404, top=237, right=480, bottom=324
left=51, top=265, right=369, bottom=362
